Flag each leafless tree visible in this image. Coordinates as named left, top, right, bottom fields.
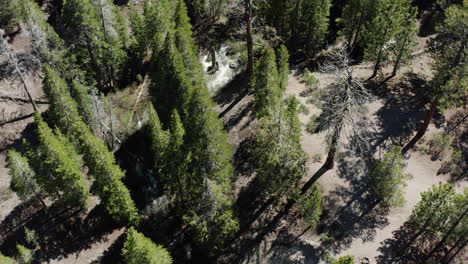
left=318, top=49, right=375, bottom=169
left=0, top=29, right=39, bottom=112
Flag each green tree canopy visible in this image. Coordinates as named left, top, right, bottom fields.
left=122, top=227, right=172, bottom=264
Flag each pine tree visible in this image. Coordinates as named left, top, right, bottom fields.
left=143, top=0, right=174, bottom=53
left=32, top=114, right=90, bottom=210
left=253, top=97, right=307, bottom=197
left=368, top=146, right=413, bottom=207
left=365, top=0, right=416, bottom=79
left=7, top=150, right=46, bottom=208
left=300, top=184, right=323, bottom=228
left=338, top=0, right=377, bottom=49
left=161, top=109, right=190, bottom=204
left=62, top=0, right=126, bottom=88
left=404, top=2, right=467, bottom=152
left=129, top=1, right=146, bottom=63
left=299, top=0, right=332, bottom=55
left=121, top=227, right=172, bottom=264
left=146, top=104, right=169, bottom=175
left=408, top=183, right=455, bottom=243
left=252, top=47, right=281, bottom=117
left=42, top=66, right=139, bottom=225
left=276, top=45, right=290, bottom=92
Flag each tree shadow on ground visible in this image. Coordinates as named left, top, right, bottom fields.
left=32, top=203, right=118, bottom=263
left=0, top=201, right=118, bottom=263
left=91, top=231, right=126, bottom=264
left=368, top=73, right=444, bottom=153
left=318, top=157, right=390, bottom=255
left=213, top=73, right=248, bottom=108
left=267, top=227, right=322, bottom=264
left=224, top=100, right=254, bottom=131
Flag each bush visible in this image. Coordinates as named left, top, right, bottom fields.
left=428, top=133, right=453, bottom=160
left=16, top=244, right=33, bottom=264
left=24, top=228, right=38, bottom=248
left=298, top=104, right=309, bottom=115
left=306, top=89, right=324, bottom=106
left=300, top=185, right=323, bottom=228
left=331, top=255, right=355, bottom=264
left=439, top=150, right=466, bottom=180
left=306, top=115, right=319, bottom=134
left=303, top=69, right=319, bottom=91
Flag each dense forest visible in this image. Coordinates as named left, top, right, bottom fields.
left=0, top=0, right=466, bottom=263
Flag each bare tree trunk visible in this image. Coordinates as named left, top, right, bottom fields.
left=324, top=123, right=343, bottom=169
left=369, top=54, right=382, bottom=80
left=5, top=50, right=39, bottom=112
left=422, top=207, right=468, bottom=263
left=403, top=98, right=438, bottom=153
left=245, top=0, right=254, bottom=84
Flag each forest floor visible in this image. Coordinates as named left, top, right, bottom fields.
left=215, top=36, right=468, bottom=263
left=0, top=28, right=467, bottom=264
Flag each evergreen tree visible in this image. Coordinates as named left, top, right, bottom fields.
left=276, top=45, right=290, bottom=92
left=32, top=114, right=90, bottom=210
left=62, top=0, right=126, bottom=88
left=338, top=0, right=377, bottom=49
left=122, top=227, right=172, bottom=264
left=146, top=104, right=169, bottom=175
left=368, top=146, right=412, bottom=207
left=300, top=184, right=323, bottom=228
left=143, top=0, right=174, bottom=53
left=183, top=88, right=239, bottom=251
left=16, top=244, right=33, bottom=264
left=299, top=0, right=332, bottom=54
left=365, top=0, right=416, bottom=79
left=7, top=150, right=46, bottom=208
left=161, top=110, right=190, bottom=204
left=408, top=183, right=456, bottom=242
left=252, top=47, right=281, bottom=117
left=404, top=2, right=467, bottom=152
left=253, top=98, right=307, bottom=197
left=42, top=66, right=139, bottom=225
left=129, top=1, right=146, bottom=63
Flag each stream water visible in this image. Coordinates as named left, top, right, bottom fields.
left=201, top=45, right=241, bottom=94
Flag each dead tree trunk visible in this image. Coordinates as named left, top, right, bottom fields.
left=403, top=98, right=438, bottom=153
left=324, top=122, right=343, bottom=169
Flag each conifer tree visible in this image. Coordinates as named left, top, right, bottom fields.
left=42, top=66, right=139, bottom=225
left=129, top=1, right=146, bottom=63
left=253, top=98, right=307, bottom=197
left=299, top=0, right=332, bottom=55
left=62, top=0, right=126, bottom=88
left=143, top=0, right=174, bottom=53
left=252, top=47, right=281, bottom=117
left=146, top=104, right=169, bottom=175
left=32, top=114, right=90, bottom=210
left=277, top=45, right=290, bottom=92
left=338, top=0, right=377, bottom=49
left=368, top=146, right=412, bottom=207
left=404, top=2, right=467, bottom=152
left=7, top=150, right=46, bottom=209
left=122, top=227, right=172, bottom=264
left=365, top=0, right=416, bottom=79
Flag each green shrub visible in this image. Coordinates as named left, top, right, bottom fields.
left=428, top=133, right=453, bottom=160
left=303, top=69, right=319, bottom=91
left=331, top=255, right=355, bottom=264
left=24, top=228, right=38, bottom=248
left=300, top=185, right=323, bottom=228
left=298, top=104, right=310, bottom=115
left=312, top=153, right=322, bottom=163
left=306, top=115, right=319, bottom=134
left=16, top=244, right=33, bottom=264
